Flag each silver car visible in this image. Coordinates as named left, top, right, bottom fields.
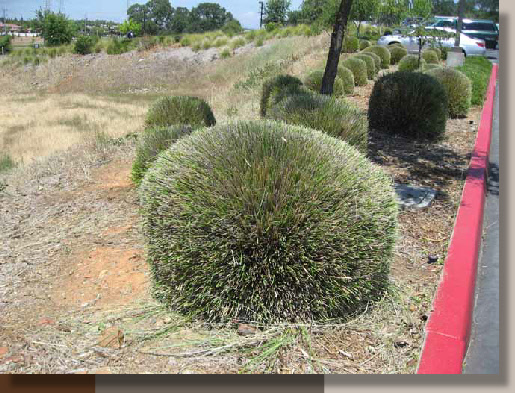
left=377, top=29, right=487, bottom=57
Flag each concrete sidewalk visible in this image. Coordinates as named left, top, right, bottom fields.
left=463, top=69, right=499, bottom=374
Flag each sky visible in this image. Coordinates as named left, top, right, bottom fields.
left=1, top=0, right=304, bottom=29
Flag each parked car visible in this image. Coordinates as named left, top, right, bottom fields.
left=377, top=29, right=487, bottom=57
left=428, top=18, right=498, bottom=49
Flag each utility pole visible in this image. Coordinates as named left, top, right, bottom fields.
left=2, top=8, right=7, bottom=36
left=84, top=14, right=87, bottom=35
left=259, top=1, right=264, bottom=28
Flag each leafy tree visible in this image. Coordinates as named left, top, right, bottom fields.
left=119, top=19, right=142, bottom=36
left=431, top=0, right=456, bottom=15
left=188, top=3, right=235, bottom=33
left=0, top=35, right=12, bottom=54
left=299, top=0, right=329, bottom=23
left=287, top=10, right=303, bottom=25
left=40, top=11, right=73, bottom=46
left=128, top=0, right=174, bottom=35
left=412, top=0, right=432, bottom=18
left=170, top=7, right=190, bottom=33
left=222, top=19, right=243, bottom=35
left=350, top=0, right=379, bottom=37
left=264, top=0, right=292, bottom=25
left=378, top=0, right=407, bottom=25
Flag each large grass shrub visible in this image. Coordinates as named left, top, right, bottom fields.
left=456, top=56, right=493, bottom=106
left=304, top=70, right=345, bottom=97
left=422, top=49, right=439, bottom=64
left=342, top=35, right=359, bottom=53
left=353, top=54, right=376, bottom=79
left=362, top=45, right=391, bottom=69
left=139, top=120, right=397, bottom=323
left=360, top=51, right=381, bottom=71
left=423, top=63, right=441, bottom=71
left=425, top=67, right=472, bottom=117
left=132, top=125, right=193, bottom=186
left=368, top=71, right=448, bottom=141
left=337, top=66, right=355, bottom=94
left=341, top=57, right=368, bottom=86
left=260, top=74, right=304, bottom=117
left=388, top=45, right=408, bottom=65
left=145, top=96, right=216, bottom=129
left=267, top=92, right=368, bottom=153
left=398, top=54, right=426, bottom=72
left=359, top=39, right=371, bottom=50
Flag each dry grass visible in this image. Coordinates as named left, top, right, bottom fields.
left=0, top=94, right=146, bottom=163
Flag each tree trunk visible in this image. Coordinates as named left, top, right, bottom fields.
left=454, top=0, right=464, bottom=48
left=320, top=0, right=354, bottom=95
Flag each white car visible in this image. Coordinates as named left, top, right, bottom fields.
left=377, top=29, right=487, bottom=57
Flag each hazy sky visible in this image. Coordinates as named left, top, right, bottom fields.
left=2, top=0, right=304, bottom=28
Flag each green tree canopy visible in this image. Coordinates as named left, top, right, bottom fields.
left=264, top=0, right=292, bottom=25
left=39, top=11, right=73, bottom=46
left=189, top=2, right=235, bottom=32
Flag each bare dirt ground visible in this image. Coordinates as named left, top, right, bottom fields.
left=0, top=37, right=481, bottom=374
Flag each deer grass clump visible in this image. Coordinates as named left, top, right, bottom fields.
left=260, top=74, right=305, bottom=117
left=398, top=54, right=426, bottom=72
left=353, top=54, right=376, bottom=79
left=341, top=57, right=368, bottom=86
left=362, top=45, right=391, bottom=69
left=337, top=66, right=355, bottom=94
left=267, top=92, right=368, bottom=153
left=368, top=71, right=448, bottom=141
left=304, top=70, right=345, bottom=97
left=131, top=125, right=193, bottom=186
left=388, top=45, right=408, bottom=64
left=139, top=120, right=397, bottom=323
left=145, top=96, right=216, bottom=129
left=360, top=51, right=381, bottom=71
left=425, top=67, right=472, bottom=117
left=422, top=49, right=440, bottom=64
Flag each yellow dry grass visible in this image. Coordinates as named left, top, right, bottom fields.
left=0, top=94, right=147, bottom=164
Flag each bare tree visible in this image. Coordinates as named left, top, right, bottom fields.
left=320, top=0, right=354, bottom=95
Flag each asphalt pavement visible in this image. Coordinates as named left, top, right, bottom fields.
left=463, top=52, right=499, bottom=374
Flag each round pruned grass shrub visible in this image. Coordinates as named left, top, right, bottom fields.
left=368, top=71, right=448, bottom=141
left=304, top=70, right=345, bottom=97
left=342, top=35, right=359, bottom=53
left=267, top=92, right=368, bottom=153
left=362, top=45, right=391, bottom=69
left=388, top=45, right=408, bottom=65
left=145, top=96, right=216, bottom=129
left=360, top=51, right=381, bottom=71
left=139, top=120, right=397, bottom=323
left=398, top=54, right=426, bottom=72
left=425, top=67, right=472, bottom=118
left=422, top=49, right=439, bottom=64
left=428, top=47, right=442, bottom=60
left=423, top=63, right=441, bottom=71
left=337, top=66, right=355, bottom=94
left=341, top=57, right=368, bottom=86
left=353, top=54, right=376, bottom=80
left=131, top=125, right=193, bottom=186
left=260, top=74, right=304, bottom=117
left=359, top=39, right=371, bottom=50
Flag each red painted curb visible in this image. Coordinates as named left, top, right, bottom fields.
left=417, top=63, right=498, bottom=374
